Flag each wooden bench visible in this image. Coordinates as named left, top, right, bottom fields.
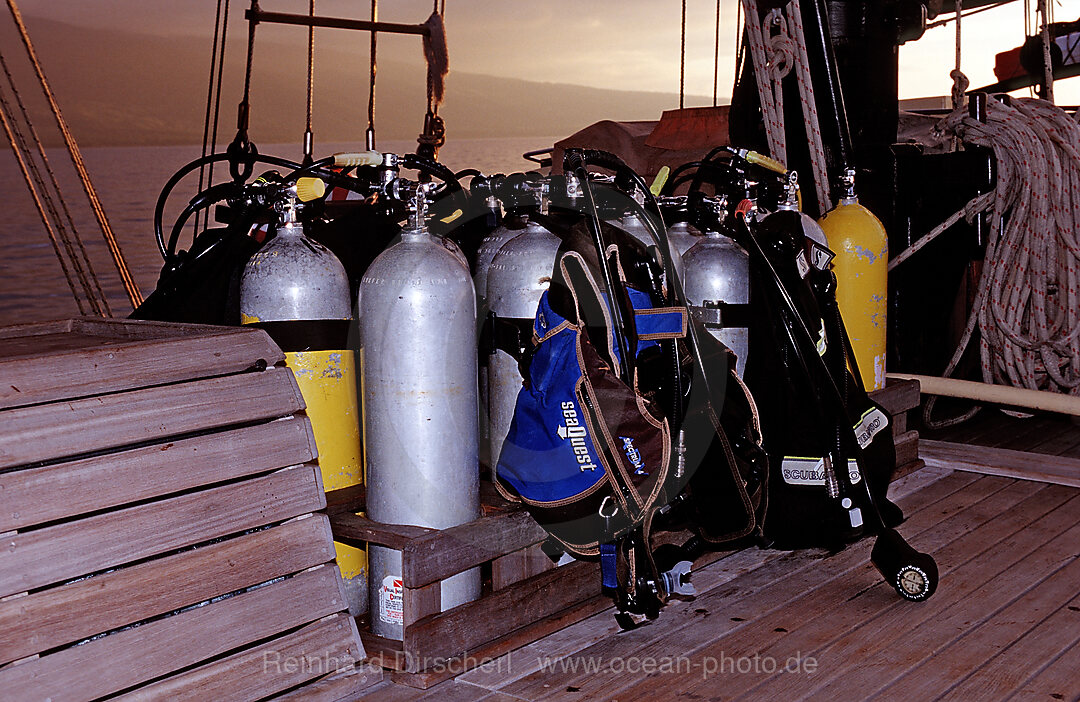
left=0, top=318, right=381, bottom=701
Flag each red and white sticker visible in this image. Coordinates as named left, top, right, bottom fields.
left=379, top=576, right=404, bottom=626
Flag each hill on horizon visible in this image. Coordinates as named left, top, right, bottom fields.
left=4, top=16, right=716, bottom=148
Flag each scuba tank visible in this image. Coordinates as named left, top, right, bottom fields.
left=360, top=182, right=481, bottom=640
left=485, top=217, right=561, bottom=471
left=666, top=220, right=702, bottom=260
left=681, top=223, right=751, bottom=379
left=474, top=174, right=541, bottom=463
left=818, top=168, right=888, bottom=390
left=239, top=176, right=368, bottom=616
left=616, top=208, right=686, bottom=283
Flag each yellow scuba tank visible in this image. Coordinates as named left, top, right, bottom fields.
left=818, top=168, right=888, bottom=390
left=240, top=175, right=368, bottom=615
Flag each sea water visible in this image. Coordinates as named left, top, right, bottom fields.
left=0, top=136, right=556, bottom=325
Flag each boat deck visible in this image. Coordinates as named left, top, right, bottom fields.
left=921, top=409, right=1080, bottom=490
left=355, top=464, right=1080, bottom=701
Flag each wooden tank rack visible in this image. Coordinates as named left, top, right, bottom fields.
left=329, top=379, right=922, bottom=689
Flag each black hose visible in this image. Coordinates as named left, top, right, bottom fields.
left=565, top=149, right=635, bottom=384
left=155, top=151, right=378, bottom=261
left=577, top=149, right=699, bottom=427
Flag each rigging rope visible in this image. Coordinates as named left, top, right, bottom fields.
left=367, top=0, right=377, bottom=149
left=741, top=0, right=787, bottom=164
left=899, top=98, right=1080, bottom=420
left=785, top=0, right=831, bottom=213
left=680, top=0, right=687, bottom=109
left=0, top=54, right=109, bottom=316
left=952, top=0, right=964, bottom=110
left=713, top=0, right=721, bottom=107
left=206, top=0, right=231, bottom=195
left=0, top=89, right=92, bottom=315
left=740, top=0, right=831, bottom=213
left=197, top=0, right=228, bottom=236
left=1037, top=0, right=1054, bottom=103
left=418, top=9, right=448, bottom=158
left=7, top=0, right=141, bottom=309
left=303, top=0, right=315, bottom=165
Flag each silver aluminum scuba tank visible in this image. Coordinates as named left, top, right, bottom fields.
left=616, top=209, right=687, bottom=282
left=473, top=216, right=515, bottom=455
left=485, top=217, right=560, bottom=469
left=360, top=183, right=481, bottom=640
left=239, top=177, right=368, bottom=616
left=681, top=227, right=751, bottom=378
left=667, top=220, right=702, bottom=260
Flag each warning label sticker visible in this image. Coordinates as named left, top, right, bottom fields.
left=379, top=575, right=404, bottom=626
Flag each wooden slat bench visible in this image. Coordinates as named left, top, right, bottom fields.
left=0, top=318, right=381, bottom=701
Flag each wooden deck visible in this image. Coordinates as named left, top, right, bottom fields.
left=921, top=409, right=1080, bottom=489
left=353, top=464, right=1080, bottom=701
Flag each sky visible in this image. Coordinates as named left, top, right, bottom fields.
left=10, top=0, right=1080, bottom=106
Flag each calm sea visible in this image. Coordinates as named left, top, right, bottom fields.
left=0, top=136, right=556, bottom=326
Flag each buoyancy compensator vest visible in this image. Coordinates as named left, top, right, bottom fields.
left=495, top=149, right=769, bottom=624
left=739, top=202, right=903, bottom=548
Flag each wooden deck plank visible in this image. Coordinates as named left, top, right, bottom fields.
left=923, top=408, right=1014, bottom=445
left=0, top=366, right=304, bottom=469
left=978, top=415, right=1061, bottom=451
left=922, top=439, right=1080, bottom=488
left=0, top=565, right=349, bottom=702
left=1023, top=417, right=1080, bottom=457
left=266, top=664, right=385, bottom=702
left=496, top=472, right=992, bottom=700
left=994, top=415, right=1075, bottom=453
left=896, top=565, right=1080, bottom=700
left=601, top=478, right=1051, bottom=702
left=0, top=515, right=335, bottom=664
left=1007, top=638, right=1080, bottom=702
left=117, top=614, right=368, bottom=702
left=405, top=560, right=601, bottom=664
left=360, top=467, right=958, bottom=701
left=0, top=464, right=325, bottom=598
left=0, top=415, right=317, bottom=532
left=746, top=488, right=1080, bottom=700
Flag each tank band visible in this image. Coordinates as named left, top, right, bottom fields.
left=249, top=319, right=352, bottom=352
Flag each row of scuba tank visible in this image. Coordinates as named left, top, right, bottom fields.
left=219, top=147, right=888, bottom=637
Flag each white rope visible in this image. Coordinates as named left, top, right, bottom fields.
left=740, top=0, right=831, bottom=213
left=1037, top=0, right=1055, bottom=103
left=926, top=98, right=1080, bottom=399
left=784, top=0, right=831, bottom=213
left=741, top=0, right=787, bottom=165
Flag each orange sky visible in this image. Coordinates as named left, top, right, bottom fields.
left=10, top=0, right=1080, bottom=108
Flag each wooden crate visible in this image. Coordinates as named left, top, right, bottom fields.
left=0, top=318, right=381, bottom=701
left=330, top=487, right=610, bottom=689
left=872, top=378, right=923, bottom=479
left=328, top=380, right=922, bottom=690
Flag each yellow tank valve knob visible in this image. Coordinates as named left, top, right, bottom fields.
left=333, top=150, right=383, bottom=167
left=650, top=166, right=671, bottom=197
left=440, top=208, right=464, bottom=224
left=295, top=177, right=327, bottom=203
left=743, top=150, right=788, bottom=175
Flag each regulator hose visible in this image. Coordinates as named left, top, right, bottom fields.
left=155, top=152, right=373, bottom=261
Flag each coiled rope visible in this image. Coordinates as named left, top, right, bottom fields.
left=899, top=95, right=1080, bottom=433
